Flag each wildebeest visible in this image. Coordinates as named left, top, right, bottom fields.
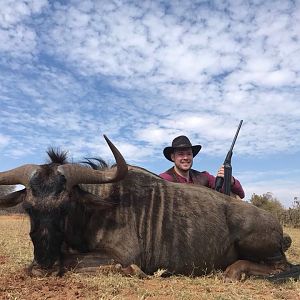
left=0, top=135, right=299, bottom=281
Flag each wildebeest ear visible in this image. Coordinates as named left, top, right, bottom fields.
left=73, top=187, right=117, bottom=210
left=0, top=189, right=26, bottom=208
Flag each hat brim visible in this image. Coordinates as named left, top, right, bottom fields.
left=163, top=145, right=202, bottom=162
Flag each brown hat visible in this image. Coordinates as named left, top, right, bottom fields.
left=163, top=135, right=202, bottom=162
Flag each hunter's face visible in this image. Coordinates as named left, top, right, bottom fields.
left=171, top=148, right=193, bottom=172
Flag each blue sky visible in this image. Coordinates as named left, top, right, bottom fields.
left=0, top=0, right=299, bottom=207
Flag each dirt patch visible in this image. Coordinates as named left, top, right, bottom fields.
left=1, top=268, right=300, bottom=300
left=0, top=271, right=87, bottom=299
left=0, top=255, right=9, bottom=265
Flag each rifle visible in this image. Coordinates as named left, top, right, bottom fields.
left=215, top=120, right=243, bottom=195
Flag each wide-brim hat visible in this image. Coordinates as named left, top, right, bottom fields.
left=163, top=135, right=202, bottom=162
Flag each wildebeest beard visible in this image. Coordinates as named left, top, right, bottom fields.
left=28, top=208, right=66, bottom=269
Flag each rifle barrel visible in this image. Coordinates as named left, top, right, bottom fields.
left=229, top=120, right=243, bottom=152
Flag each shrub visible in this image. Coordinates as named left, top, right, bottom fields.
left=249, top=192, right=285, bottom=222
left=281, top=198, right=300, bottom=228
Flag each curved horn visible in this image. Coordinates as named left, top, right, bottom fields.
left=58, top=135, right=128, bottom=188
left=0, top=164, right=39, bottom=186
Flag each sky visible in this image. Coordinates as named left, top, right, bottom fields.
left=0, top=0, right=299, bottom=208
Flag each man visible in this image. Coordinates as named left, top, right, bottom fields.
left=159, top=135, right=245, bottom=199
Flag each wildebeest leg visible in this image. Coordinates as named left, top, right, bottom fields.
left=68, top=263, right=148, bottom=278
left=62, top=252, right=117, bottom=272
left=223, top=259, right=286, bottom=281
left=59, top=253, right=148, bottom=278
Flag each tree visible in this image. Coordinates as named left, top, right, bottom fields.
left=249, top=193, right=300, bottom=227
left=293, top=197, right=300, bottom=208
left=250, top=192, right=285, bottom=222
left=281, top=197, right=300, bottom=228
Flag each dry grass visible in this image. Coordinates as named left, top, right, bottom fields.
left=1, top=215, right=300, bottom=300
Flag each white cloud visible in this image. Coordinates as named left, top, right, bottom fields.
left=0, top=0, right=48, bottom=28
left=0, top=25, right=37, bottom=58
left=0, top=134, right=10, bottom=148
left=136, top=126, right=168, bottom=145
left=244, top=57, right=276, bottom=73
left=0, top=0, right=48, bottom=60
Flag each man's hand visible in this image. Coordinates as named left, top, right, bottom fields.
left=216, top=165, right=234, bottom=185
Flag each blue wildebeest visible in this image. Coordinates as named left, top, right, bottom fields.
left=0, top=135, right=299, bottom=281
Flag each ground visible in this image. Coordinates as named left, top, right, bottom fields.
left=1, top=215, right=300, bottom=300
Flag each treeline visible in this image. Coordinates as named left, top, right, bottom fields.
left=249, top=193, right=300, bottom=228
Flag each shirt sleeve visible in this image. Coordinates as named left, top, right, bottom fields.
left=202, top=171, right=217, bottom=189
left=202, top=171, right=245, bottom=199
left=230, top=177, right=245, bottom=199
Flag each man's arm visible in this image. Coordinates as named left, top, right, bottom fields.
left=230, top=177, right=245, bottom=199
left=205, top=171, right=245, bottom=199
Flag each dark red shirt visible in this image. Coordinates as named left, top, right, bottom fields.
left=159, top=168, right=245, bottom=199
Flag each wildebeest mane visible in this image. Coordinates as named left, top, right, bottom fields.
left=80, top=157, right=110, bottom=170
left=47, top=148, right=68, bottom=164
left=46, top=148, right=110, bottom=171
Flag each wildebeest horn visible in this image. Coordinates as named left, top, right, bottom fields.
left=0, top=164, right=39, bottom=186
left=57, top=135, right=128, bottom=188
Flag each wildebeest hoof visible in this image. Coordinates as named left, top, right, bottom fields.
left=129, top=264, right=148, bottom=278
left=26, top=261, right=62, bottom=277
left=115, top=263, right=148, bottom=278
left=223, top=271, right=243, bottom=282
left=223, top=260, right=248, bottom=281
